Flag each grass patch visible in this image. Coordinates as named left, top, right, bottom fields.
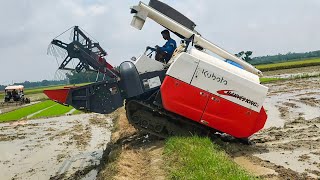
left=260, top=77, right=282, bottom=83
left=164, top=136, right=256, bottom=180
left=31, top=104, right=74, bottom=119
left=256, top=58, right=320, bottom=71
left=0, top=100, right=56, bottom=122
left=260, top=73, right=320, bottom=84
left=72, top=109, right=84, bottom=115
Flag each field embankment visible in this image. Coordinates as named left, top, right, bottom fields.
left=97, top=109, right=255, bottom=180
left=164, top=137, right=255, bottom=179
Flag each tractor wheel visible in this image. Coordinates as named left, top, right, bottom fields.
left=25, top=98, right=30, bottom=104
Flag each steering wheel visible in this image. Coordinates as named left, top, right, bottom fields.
left=145, top=46, right=157, bottom=58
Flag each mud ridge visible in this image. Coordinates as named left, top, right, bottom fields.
left=96, top=108, right=166, bottom=180
left=49, top=164, right=98, bottom=180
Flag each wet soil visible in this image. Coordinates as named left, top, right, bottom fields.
left=226, top=76, right=320, bottom=179
left=97, top=108, right=166, bottom=180
left=263, top=65, right=320, bottom=78
left=0, top=113, right=113, bottom=180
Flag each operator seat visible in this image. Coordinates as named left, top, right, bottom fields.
left=167, top=43, right=186, bottom=65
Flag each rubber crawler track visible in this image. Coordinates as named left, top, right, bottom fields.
left=125, top=100, right=217, bottom=138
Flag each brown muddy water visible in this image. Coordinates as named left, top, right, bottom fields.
left=0, top=113, right=113, bottom=180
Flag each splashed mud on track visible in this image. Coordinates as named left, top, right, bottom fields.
left=0, top=113, right=113, bottom=180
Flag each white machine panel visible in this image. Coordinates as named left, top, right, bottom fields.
left=167, top=49, right=268, bottom=112
left=134, top=55, right=166, bottom=74
left=190, top=49, right=260, bottom=83
left=166, top=53, right=199, bottom=84
left=189, top=49, right=268, bottom=112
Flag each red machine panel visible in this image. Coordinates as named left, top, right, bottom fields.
left=161, top=76, right=209, bottom=121
left=160, top=76, right=267, bottom=138
left=201, top=94, right=267, bottom=138
left=43, top=88, right=70, bottom=104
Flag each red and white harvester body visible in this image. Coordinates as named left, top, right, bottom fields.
left=44, top=0, right=268, bottom=139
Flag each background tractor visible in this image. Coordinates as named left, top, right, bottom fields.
left=4, top=85, right=30, bottom=104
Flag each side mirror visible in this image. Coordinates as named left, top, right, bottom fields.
left=131, top=57, right=137, bottom=61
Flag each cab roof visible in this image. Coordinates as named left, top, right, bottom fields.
left=5, top=85, right=24, bottom=91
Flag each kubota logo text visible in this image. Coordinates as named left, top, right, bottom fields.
left=217, top=90, right=259, bottom=107
left=201, top=69, right=227, bottom=85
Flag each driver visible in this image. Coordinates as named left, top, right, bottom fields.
left=155, top=30, right=177, bottom=63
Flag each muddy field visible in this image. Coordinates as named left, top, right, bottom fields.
left=0, top=66, right=319, bottom=179
left=228, top=76, right=320, bottom=179
left=0, top=113, right=113, bottom=180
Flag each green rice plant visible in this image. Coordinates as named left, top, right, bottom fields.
left=256, top=58, right=320, bottom=71
left=260, top=73, right=320, bottom=84
left=31, top=104, right=74, bottom=119
left=0, top=100, right=56, bottom=122
left=260, top=77, right=283, bottom=83
left=72, top=109, right=84, bottom=115
left=164, top=136, right=256, bottom=180
left=289, top=73, right=320, bottom=79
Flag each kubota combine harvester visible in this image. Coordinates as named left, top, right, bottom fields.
left=44, top=0, right=268, bottom=140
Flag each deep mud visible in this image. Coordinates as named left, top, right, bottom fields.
left=0, top=113, right=113, bottom=180
left=227, top=76, right=320, bottom=179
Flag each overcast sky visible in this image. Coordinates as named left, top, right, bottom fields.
left=0, top=0, right=320, bottom=84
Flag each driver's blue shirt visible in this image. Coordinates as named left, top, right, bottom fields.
left=160, top=38, right=177, bottom=61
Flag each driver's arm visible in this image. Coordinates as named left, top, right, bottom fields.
left=160, top=41, right=175, bottom=53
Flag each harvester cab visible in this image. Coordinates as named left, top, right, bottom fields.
left=4, top=85, right=30, bottom=104
left=44, top=0, right=268, bottom=140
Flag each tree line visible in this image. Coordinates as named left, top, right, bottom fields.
left=0, top=72, right=104, bottom=91
left=250, top=50, right=320, bottom=65
left=0, top=79, right=69, bottom=91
